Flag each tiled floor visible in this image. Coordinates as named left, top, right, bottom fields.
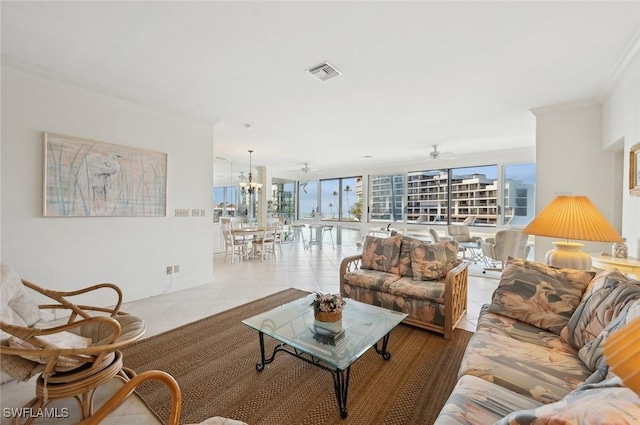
left=0, top=242, right=502, bottom=424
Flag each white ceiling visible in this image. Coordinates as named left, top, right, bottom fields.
left=2, top=1, right=639, bottom=179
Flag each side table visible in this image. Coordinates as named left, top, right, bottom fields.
left=589, top=253, right=640, bottom=278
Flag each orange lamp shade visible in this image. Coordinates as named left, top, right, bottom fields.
left=523, top=195, right=622, bottom=243
left=602, top=317, right=640, bottom=395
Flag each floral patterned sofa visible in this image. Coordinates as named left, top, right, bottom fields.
left=339, top=235, right=469, bottom=339
left=434, top=257, right=640, bottom=424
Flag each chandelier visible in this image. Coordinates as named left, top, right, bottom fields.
left=239, top=149, right=262, bottom=195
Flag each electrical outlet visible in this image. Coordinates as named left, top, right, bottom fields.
left=200, top=209, right=206, bottom=216
left=173, top=264, right=180, bottom=273
left=191, top=209, right=200, bottom=217
left=166, top=266, right=173, bottom=275
left=175, top=209, right=189, bottom=217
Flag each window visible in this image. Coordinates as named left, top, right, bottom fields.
left=270, top=180, right=296, bottom=223
left=318, top=176, right=362, bottom=221
left=320, top=178, right=340, bottom=220
left=370, top=173, right=405, bottom=222
left=502, top=163, right=536, bottom=226
left=298, top=180, right=318, bottom=218
left=406, top=170, right=448, bottom=223
left=451, top=165, right=498, bottom=225
left=213, top=186, right=239, bottom=222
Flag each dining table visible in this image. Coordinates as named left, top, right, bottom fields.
left=230, top=227, right=271, bottom=259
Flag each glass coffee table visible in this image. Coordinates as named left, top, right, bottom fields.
left=242, top=294, right=407, bottom=418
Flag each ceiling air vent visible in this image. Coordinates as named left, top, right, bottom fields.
left=307, top=61, right=341, bottom=81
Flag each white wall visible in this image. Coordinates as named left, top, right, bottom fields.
left=603, top=57, right=640, bottom=259
left=1, top=67, right=215, bottom=305
left=531, top=100, right=621, bottom=261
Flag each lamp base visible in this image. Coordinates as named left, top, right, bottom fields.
left=545, top=242, right=592, bottom=270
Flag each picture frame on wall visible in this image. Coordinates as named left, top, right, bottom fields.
left=44, top=132, right=168, bottom=217
left=631, top=141, right=640, bottom=197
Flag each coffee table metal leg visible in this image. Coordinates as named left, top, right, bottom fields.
left=253, top=330, right=396, bottom=419
left=256, top=331, right=267, bottom=371
left=332, top=367, right=351, bottom=418
left=374, top=332, right=392, bottom=360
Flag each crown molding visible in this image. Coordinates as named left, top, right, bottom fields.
left=599, top=28, right=640, bottom=100
left=529, top=99, right=600, bottom=117
left=1, top=55, right=218, bottom=126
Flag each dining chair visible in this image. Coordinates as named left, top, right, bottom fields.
left=273, top=221, right=284, bottom=254
left=221, top=221, right=249, bottom=263
left=252, top=227, right=277, bottom=261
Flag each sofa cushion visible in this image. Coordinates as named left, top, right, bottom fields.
left=495, top=377, right=640, bottom=425
left=458, top=307, right=593, bottom=404
left=388, top=276, right=445, bottom=304
left=434, top=375, right=543, bottom=425
left=343, top=269, right=401, bottom=292
left=561, top=272, right=637, bottom=350
left=488, top=258, right=594, bottom=335
left=410, top=240, right=460, bottom=281
left=361, top=235, right=402, bottom=273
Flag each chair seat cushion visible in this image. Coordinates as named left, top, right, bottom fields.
left=9, top=331, right=92, bottom=370
left=79, top=314, right=146, bottom=346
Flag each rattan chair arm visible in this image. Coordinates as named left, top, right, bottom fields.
left=22, top=280, right=124, bottom=320
left=0, top=316, right=123, bottom=355
left=339, top=254, right=363, bottom=296
left=78, top=370, right=182, bottom=425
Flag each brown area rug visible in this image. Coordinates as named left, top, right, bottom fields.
left=122, top=288, right=472, bottom=425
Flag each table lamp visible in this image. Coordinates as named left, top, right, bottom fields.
left=522, top=195, right=622, bottom=270
left=602, top=316, right=640, bottom=395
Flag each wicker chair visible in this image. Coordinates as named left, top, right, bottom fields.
left=0, top=264, right=145, bottom=424
left=79, top=370, right=247, bottom=425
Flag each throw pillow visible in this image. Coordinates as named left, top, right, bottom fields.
left=578, top=297, right=640, bottom=373
left=9, top=331, right=92, bottom=370
left=495, top=377, right=640, bottom=425
left=410, top=240, right=460, bottom=281
left=560, top=271, right=635, bottom=350
left=489, top=258, right=595, bottom=335
left=361, top=235, right=402, bottom=273
left=398, top=235, right=423, bottom=278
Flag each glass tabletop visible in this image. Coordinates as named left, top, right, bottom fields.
left=242, top=294, right=407, bottom=370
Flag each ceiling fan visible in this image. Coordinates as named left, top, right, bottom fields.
left=289, top=162, right=319, bottom=174
left=427, top=144, right=456, bottom=161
